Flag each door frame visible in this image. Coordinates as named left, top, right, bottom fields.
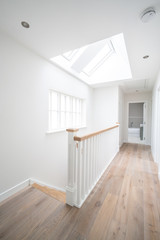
left=127, top=100, right=148, bottom=144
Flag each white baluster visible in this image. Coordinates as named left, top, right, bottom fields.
left=86, top=139, right=89, bottom=195
left=89, top=138, right=92, bottom=189
left=77, top=141, right=82, bottom=207
left=94, top=136, right=97, bottom=182
left=83, top=140, right=87, bottom=198
left=91, top=137, right=94, bottom=185
left=81, top=141, right=85, bottom=200
left=94, top=136, right=97, bottom=183
left=96, top=134, right=99, bottom=179
left=92, top=138, right=94, bottom=185
left=98, top=134, right=101, bottom=177
left=66, top=129, right=79, bottom=207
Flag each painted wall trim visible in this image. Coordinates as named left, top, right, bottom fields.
left=0, top=178, right=66, bottom=203
left=0, top=147, right=118, bottom=204
left=29, top=178, right=66, bottom=193
left=0, top=179, right=30, bottom=203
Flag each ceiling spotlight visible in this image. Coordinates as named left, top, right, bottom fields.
left=143, top=55, right=149, bottom=59
left=21, top=21, right=30, bottom=28
left=140, top=7, right=156, bottom=23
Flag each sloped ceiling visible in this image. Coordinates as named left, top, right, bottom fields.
left=0, top=0, right=160, bottom=91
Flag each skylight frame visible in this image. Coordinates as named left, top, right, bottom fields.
left=50, top=33, right=132, bottom=86
left=63, top=49, right=80, bottom=61
left=82, top=40, right=115, bottom=77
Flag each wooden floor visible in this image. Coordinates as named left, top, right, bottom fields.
left=32, top=183, right=66, bottom=203
left=0, top=143, right=160, bottom=240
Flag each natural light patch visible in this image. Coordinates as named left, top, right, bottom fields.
left=50, top=33, right=132, bottom=85
left=82, top=41, right=114, bottom=76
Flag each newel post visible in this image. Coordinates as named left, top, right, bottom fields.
left=66, top=128, right=79, bottom=206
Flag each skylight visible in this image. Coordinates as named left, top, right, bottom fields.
left=63, top=49, right=79, bottom=61
left=50, top=33, right=132, bottom=86
left=82, top=41, right=114, bottom=76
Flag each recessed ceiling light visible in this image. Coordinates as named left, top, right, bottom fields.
left=21, top=21, right=30, bottom=28
left=143, top=55, right=149, bottom=59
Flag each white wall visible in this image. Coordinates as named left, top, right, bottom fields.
left=0, top=31, right=93, bottom=194
left=118, top=87, right=125, bottom=147
left=124, top=92, right=152, bottom=145
left=151, top=70, right=160, bottom=164
left=92, top=86, right=119, bottom=130
left=0, top=30, right=124, bottom=198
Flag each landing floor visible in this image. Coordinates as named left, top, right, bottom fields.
left=0, top=143, right=160, bottom=240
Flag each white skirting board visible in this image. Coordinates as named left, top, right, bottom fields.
left=29, top=178, right=65, bottom=193
left=0, top=148, right=118, bottom=205
left=0, top=178, right=65, bottom=203
left=0, top=179, right=30, bottom=203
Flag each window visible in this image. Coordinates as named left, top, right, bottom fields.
left=82, top=40, right=114, bottom=76
left=48, top=90, right=86, bottom=132
left=50, top=33, right=132, bottom=85
left=63, top=49, right=79, bottom=61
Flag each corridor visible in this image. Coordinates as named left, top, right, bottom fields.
left=0, top=143, right=160, bottom=240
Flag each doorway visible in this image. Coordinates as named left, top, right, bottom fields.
left=128, top=102, right=146, bottom=144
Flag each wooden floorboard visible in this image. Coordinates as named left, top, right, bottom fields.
left=32, top=183, right=66, bottom=203
left=0, top=143, right=160, bottom=240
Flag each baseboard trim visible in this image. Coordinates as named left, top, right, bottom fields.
left=30, top=178, right=65, bottom=193
left=0, top=147, right=118, bottom=205
left=0, top=179, right=30, bottom=203
left=125, top=140, right=151, bottom=146
left=0, top=178, right=65, bottom=203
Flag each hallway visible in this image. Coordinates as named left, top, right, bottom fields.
left=0, top=143, right=160, bottom=240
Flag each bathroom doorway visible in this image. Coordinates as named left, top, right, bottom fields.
left=128, top=102, right=146, bottom=144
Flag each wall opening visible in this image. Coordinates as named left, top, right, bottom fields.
left=128, top=102, right=146, bottom=144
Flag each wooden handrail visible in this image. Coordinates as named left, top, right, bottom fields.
left=74, top=124, right=119, bottom=142
left=66, top=128, right=79, bottom=132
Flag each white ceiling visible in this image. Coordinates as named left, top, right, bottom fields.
left=0, top=0, right=160, bottom=91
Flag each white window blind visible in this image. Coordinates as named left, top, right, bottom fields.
left=48, top=90, right=86, bottom=132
